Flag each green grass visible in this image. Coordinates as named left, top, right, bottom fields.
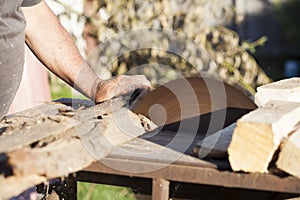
left=49, top=74, right=73, bottom=100
left=49, top=75, right=88, bottom=100
left=50, top=82, right=73, bottom=100
left=77, top=182, right=136, bottom=200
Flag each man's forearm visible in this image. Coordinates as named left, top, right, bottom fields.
left=22, top=1, right=99, bottom=99
left=22, top=1, right=152, bottom=103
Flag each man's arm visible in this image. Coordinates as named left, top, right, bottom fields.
left=22, top=1, right=150, bottom=102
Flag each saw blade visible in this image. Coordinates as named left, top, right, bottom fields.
left=130, top=76, right=257, bottom=126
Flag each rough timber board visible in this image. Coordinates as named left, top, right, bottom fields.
left=7, top=134, right=94, bottom=178
left=228, top=101, right=300, bottom=173
left=277, top=129, right=300, bottom=178
left=0, top=98, right=149, bottom=199
left=0, top=103, right=76, bottom=153
left=255, top=78, right=300, bottom=107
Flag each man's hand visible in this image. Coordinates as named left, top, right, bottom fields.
left=93, top=75, right=152, bottom=103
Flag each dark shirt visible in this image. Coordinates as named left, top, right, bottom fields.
left=0, top=0, right=42, bottom=118
left=0, top=0, right=42, bottom=37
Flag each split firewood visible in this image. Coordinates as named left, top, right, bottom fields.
left=276, top=128, right=300, bottom=178
left=255, top=77, right=300, bottom=107
left=228, top=101, right=300, bottom=173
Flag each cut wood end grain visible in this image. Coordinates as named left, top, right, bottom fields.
left=276, top=129, right=300, bottom=178
left=228, top=122, right=275, bottom=173
left=239, top=101, right=300, bottom=145
left=228, top=101, right=300, bottom=173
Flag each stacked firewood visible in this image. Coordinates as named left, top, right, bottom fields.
left=196, top=77, right=300, bottom=178
left=228, top=77, right=300, bottom=178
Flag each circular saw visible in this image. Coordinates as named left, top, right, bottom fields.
left=130, top=76, right=257, bottom=127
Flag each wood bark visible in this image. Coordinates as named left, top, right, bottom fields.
left=228, top=101, right=300, bottom=173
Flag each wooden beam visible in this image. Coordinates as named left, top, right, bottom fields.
left=84, top=157, right=300, bottom=194
left=152, top=178, right=170, bottom=200
left=228, top=101, right=300, bottom=173
left=255, top=78, right=300, bottom=107
left=276, top=129, right=300, bottom=178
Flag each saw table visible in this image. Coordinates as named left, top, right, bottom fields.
left=0, top=98, right=300, bottom=199
left=68, top=76, right=300, bottom=199
left=1, top=77, right=300, bottom=199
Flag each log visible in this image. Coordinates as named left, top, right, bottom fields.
left=255, top=78, right=300, bottom=107
left=276, top=128, right=300, bottom=178
left=228, top=101, right=300, bottom=173
left=0, top=98, right=153, bottom=199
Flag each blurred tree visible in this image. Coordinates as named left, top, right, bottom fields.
left=274, top=0, right=300, bottom=47
left=52, top=0, right=272, bottom=94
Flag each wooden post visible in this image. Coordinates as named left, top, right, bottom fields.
left=152, top=178, right=169, bottom=200
left=63, top=174, right=77, bottom=200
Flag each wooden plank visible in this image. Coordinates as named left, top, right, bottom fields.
left=277, top=129, right=300, bottom=178
left=194, top=123, right=236, bottom=159
left=152, top=178, right=169, bottom=200
left=255, top=78, right=300, bottom=107
left=0, top=98, right=128, bottom=154
left=0, top=98, right=151, bottom=199
left=84, top=157, right=300, bottom=194
left=7, top=134, right=94, bottom=178
left=0, top=103, right=76, bottom=153
left=77, top=107, right=149, bottom=160
left=228, top=101, right=300, bottom=173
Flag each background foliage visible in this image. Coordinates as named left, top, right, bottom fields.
left=50, top=0, right=271, bottom=96
left=274, top=0, right=300, bottom=48
left=82, top=0, right=271, bottom=95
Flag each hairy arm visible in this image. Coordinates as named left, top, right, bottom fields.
left=22, top=1, right=150, bottom=102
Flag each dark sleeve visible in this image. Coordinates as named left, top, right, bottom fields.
left=21, top=0, right=43, bottom=7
